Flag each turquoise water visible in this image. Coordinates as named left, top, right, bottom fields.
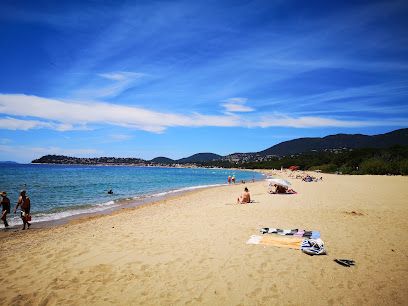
left=0, top=164, right=263, bottom=226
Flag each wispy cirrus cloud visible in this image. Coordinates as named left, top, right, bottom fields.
left=221, top=97, right=254, bottom=113
left=109, top=134, right=133, bottom=141
left=73, top=71, right=146, bottom=99
left=255, top=115, right=407, bottom=128
left=256, top=81, right=408, bottom=119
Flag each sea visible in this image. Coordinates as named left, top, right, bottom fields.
left=0, top=164, right=264, bottom=227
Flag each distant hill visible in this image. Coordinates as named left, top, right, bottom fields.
left=31, top=129, right=408, bottom=165
left=150, top=157, right=175, bottom=164
left=32, top=155, right=145, bottom=165
left=259, top=128, right=408, bottom=156
left=0, top=161, right=18, bottom=164
left=176, top=153, right=222, bottom=163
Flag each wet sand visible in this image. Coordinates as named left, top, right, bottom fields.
left=0, top=172, right=407, bottom=305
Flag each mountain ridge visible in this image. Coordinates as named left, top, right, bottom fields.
left=31, top=128, right=408, bottom=164
left=258, top=128, right=408, bottom=156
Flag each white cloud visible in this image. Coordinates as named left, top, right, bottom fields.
left=0, top=93, right=240, bottom=133
left=223, top=97, right=248, bottom=104
left=0, top=93, right=400, bottom=133
left=0, top=117, right=89, bottom=132
left=222, top=103, right=254, bottom=113
left=0, top=117, right=52, bottom=130
left=221, top=97, right=255, bottom=113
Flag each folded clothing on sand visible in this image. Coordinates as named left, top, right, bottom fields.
left=301, top=238, right=326, bottom=255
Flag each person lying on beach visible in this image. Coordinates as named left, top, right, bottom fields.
left=302, top=175, right=314, bottom=182
left=237, top=187, right=251, bottom=204
left=14, top=190, right=31, bottom=230
left=268, top=185, right=297, bottom=194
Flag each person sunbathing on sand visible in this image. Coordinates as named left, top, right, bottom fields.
left=269, top=185, right=296, bottom=194
left=275, top=185, right=288, bottom=194
left=237, top=187, right=251, bottom=204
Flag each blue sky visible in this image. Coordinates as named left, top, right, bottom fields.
left=0, top=0, right=407, bottom=162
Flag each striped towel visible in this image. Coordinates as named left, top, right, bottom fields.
left=260, top=227, right=320, bottom=239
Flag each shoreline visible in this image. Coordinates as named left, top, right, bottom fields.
left=0, top=175, right=265, bottom=234
left=1, top=164, right=264, bottom=232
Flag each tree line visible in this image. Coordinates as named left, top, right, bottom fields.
left=200, top=145, right=408, bottom=175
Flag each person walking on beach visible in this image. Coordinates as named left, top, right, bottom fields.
left=232, top=175, right=236, bottom=184
left=1, top=191, right=10, bottom=228
left=228, top=176, right=231, bottom=184
left=237, top=187, right=251, bottom=204
left=14, top=190, right=31, bottom=230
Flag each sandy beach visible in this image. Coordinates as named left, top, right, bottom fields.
left=0, top=172, right=407, bottom=305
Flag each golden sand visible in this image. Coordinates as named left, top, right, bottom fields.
left=0, top=172, right=407, bottom=305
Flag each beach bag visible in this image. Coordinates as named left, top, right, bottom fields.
left=26, top=214, right=31, bottom=222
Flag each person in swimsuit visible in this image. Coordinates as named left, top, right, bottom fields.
left=275, top=185, right=288, bottom=194
left=1, top=191, right=10, bottom=228
left=14, top=190, right=31, bottom=230
left=237, top=187, right=251, bottom=204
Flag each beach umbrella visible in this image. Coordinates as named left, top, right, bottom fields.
left=267, top=178, right=291, bottom=188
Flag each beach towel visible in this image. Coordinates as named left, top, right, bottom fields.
left=294, top=230, right=305, bottom=237
left=311, top=231, right=321, bottom=239
left=246, top=235, right=304, bottom=249
left=260, top=228, right=320, bottom=239
left=269, top=191, right=297, bottom=195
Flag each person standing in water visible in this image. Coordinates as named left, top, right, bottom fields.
left=14, top=190, right=31, bottom=230
left=1, top=191, right=10, bottom=228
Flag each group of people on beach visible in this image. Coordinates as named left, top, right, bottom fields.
left=302, top=175, right=323, bottom=182
left=227, top=175, right=236, bottom=184
left=1, top=190, right=31, bottom=230
left=229, top=175, right=255, bottom=186
left=288, top=172, right=323, bottom=182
